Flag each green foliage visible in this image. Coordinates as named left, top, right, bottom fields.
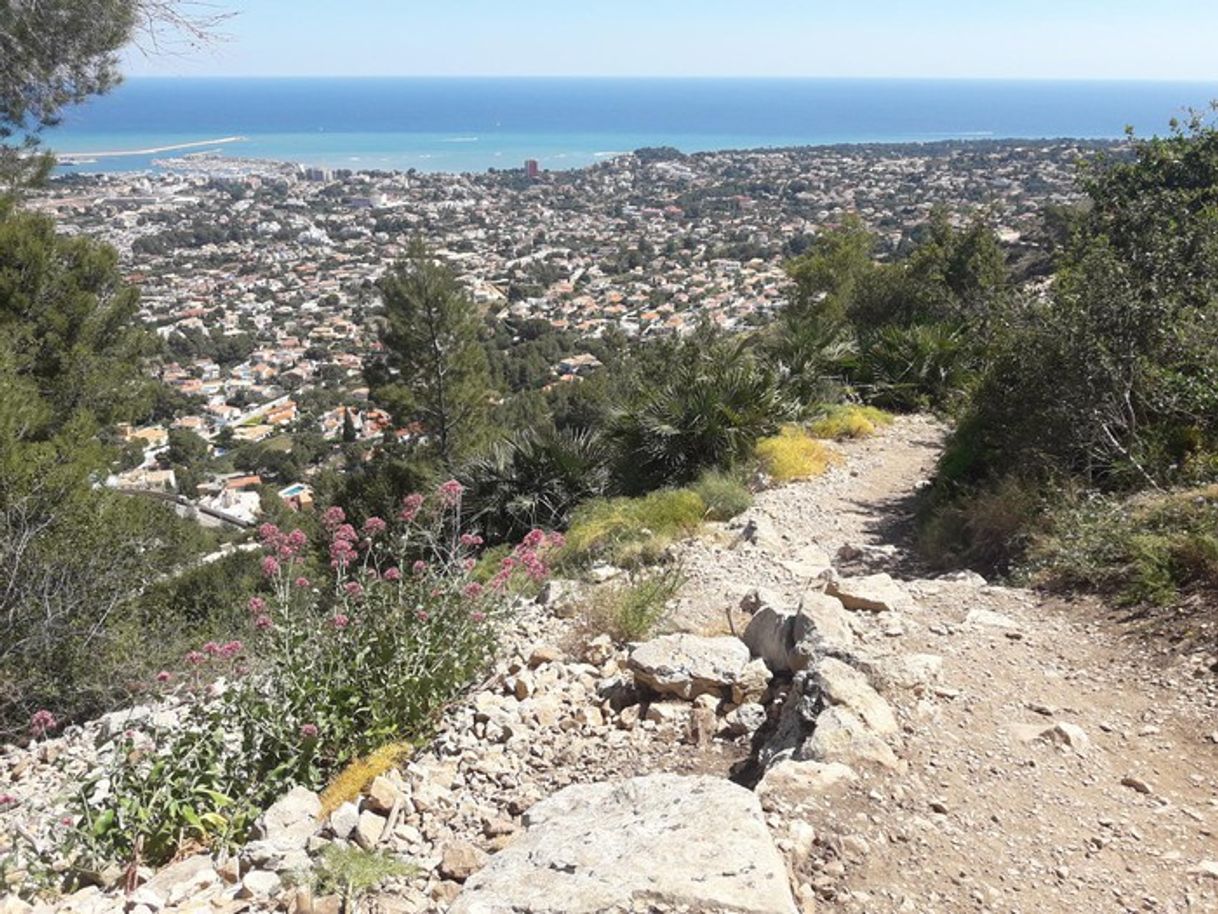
left=307, top=845, right=419, bottom=910
left=763, top=310, right=857, bottom=407
left=461, top=427, right=611, bottom=541
left=1025, top=486, right=1218, bottom=606
left=781, top=210, right=1008, bottom=413
left=608, top=331, right=794, bottom=494
left=585, top=567, right=684, bottom=643
left=920, top=113, right=1218, bottom=589
left=559, top=489, right=706, bottom=569
left=367, top=238, right=492, bottom=468
left=691, top=469, right=753, bottom=521
left=916, top=475, right=1046, bottom=574
left=76, top=491, right=559, bottom=866
left=0, top=205, right=217, bottom=736
left=785, top=215, right=876, bottom=324
left=856, top=323, right=972, bottom=411
left=0, top=0, right=136, bottom=189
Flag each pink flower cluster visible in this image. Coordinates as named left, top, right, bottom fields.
left=329, top=520, right=361, bottom=569
left=258, top=523, right=308, bottom=561
left=438, top=479, right=464, bottom=507
left=29, top=709, right=57, bottom=739
left=488, top=529, right=560, bottom=591
left=299, top=723, right=319, bottom=740
left=192, top=640, right=244, bottom=662
left=399, top=493, right=424, bottom=523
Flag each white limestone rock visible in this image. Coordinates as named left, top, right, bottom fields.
left=449, top=774, right=798, bottom=914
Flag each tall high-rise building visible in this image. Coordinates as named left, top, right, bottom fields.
left=524, top=159, right=540, bottom=180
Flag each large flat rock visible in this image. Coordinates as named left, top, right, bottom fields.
left=450, top=774, right=798, bottom=914
left=826, top=573, right=911, bottom=613
left=628, top=634, right=751, bottom=700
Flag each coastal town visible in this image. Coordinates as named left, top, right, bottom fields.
left=32, top=139, right=1114, bottom=519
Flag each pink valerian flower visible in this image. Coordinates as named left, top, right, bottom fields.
left=329, top=538, right=359, bottom=568
left=333, top=523, right=358, bottom=543
left=185, top=650, right=207, bottom=666
left=258, top=522, right=281, bottom=544
left=322, top=506, right=346, bottom=531
left=470, top=610, right=487, bottom=623
left=295, top=576, right=311, bottom=589
left=459, top=533, right=484, bottom=547
left=218, top=641, right=244, bottom=659
left=522, top=528, right=545, bottom=549
left=155, top=671, right=173, bottom=684
left=463, top=558, right=476, bottom=573
left=399, top=493, right=424, bottom=522
left=286, top=528, right=308, bottom=550
left=202, top=641, right=222, bottom=656
left=261, top=555, right=280, bottom=577
left=331, top=613, right=351, bottom=629
left=362, top=516, right=388, bottom=537
left=299, top=723, right=319, bottom=740
left=248, top=596, right=267, bottom=614
left=254, top=614, right=273, bottom=631
left=411, top=559, right=428, bottom=576
left=547, top=532, right=566, bottom=550
left=415, top=610, right=430, bottom=623
left=383, top=566, right=402, bottom=582
left=344, top=581, right=365, bottom=599
left=0, top=795, right=17, bottom=808
left=462, top=582, right=485, bottom=600
left=29, top=710, right=57, bottom=738
left=437, top=479, right=464, bottom=506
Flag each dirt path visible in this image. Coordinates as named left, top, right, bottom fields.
left=673, top=416, right=1218, bottom=914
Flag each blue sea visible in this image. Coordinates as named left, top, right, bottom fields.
left=44, top=78, right=1218, bottom=175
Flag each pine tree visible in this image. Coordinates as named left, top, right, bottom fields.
left=367, top=239, right=491, bottom=468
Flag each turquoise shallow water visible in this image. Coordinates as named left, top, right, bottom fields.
left=44, top=77, right=1218, bottom=174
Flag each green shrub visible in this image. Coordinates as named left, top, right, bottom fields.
left=559, top=489, right=705, bottom=569
left=1025, top=486, right=1218, bottom=605
left=460, top=427, right=610, bottom=542
left=73, top=483, right=559, bottom=867
left=808, top=404, right=894, bottom=440
left=856, top=323, right=972, bottom=412
left=608, top=334, right=794, bottom=493
left=917, top=475, right=1046, bottom=574
left=692, top=469, right=754, bottom=521
left=306, top=845, right=419, bottom=911
left=585, top=567, right=684, bottom=642
left=754, top=426, right=841, bottom=482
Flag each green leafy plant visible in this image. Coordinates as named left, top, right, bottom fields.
left=308, top=845, right=419, bottom=913
left=461, top=426, right=611, bottom=542
left=585, top=566, right=685, bottom=642
left=73, top=482, right=559, bottom=868
left=608, top=334, right=794, bottom=493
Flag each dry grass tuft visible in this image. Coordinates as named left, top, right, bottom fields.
left=755, top=426, right=842, bottom=482
left=808, top=404, right=895, bottom=440
left=320, top=741, right=412, bottom=816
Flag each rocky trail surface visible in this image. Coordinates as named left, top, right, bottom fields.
left=4, top=416, right=1216, bottom=914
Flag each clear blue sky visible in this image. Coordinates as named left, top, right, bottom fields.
left=123, top=0, right=1218, bottom=80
